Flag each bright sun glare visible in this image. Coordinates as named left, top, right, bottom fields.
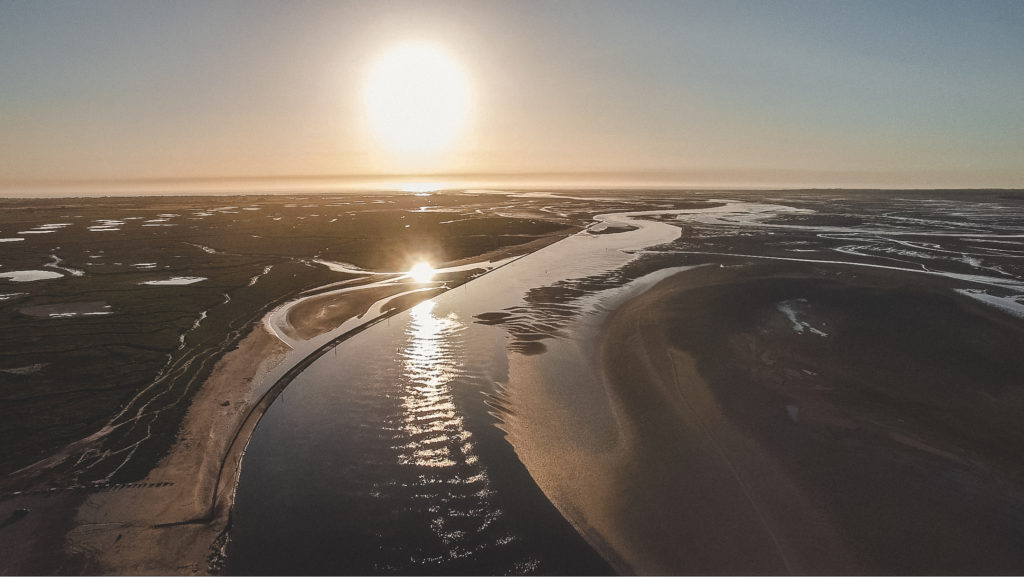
left=365, top=42, right=471, bottom=157
left=409, top=261, right=436, bottom=283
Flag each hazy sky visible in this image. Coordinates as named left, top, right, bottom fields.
left=2, top=0, right=1023, bottom=189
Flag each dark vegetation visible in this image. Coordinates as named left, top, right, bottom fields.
left=0, top=193, right=575, bottom=488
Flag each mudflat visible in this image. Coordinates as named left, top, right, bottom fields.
left=464, top=189, right=1024, bottom=575
left=592, top=261, right=1024, bottom=574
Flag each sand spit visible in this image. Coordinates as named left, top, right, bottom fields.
left=283, top=285, right=413, bottom=341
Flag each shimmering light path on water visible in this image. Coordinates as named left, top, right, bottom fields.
left=225, top=295, right=610, bottom=575
left=227, top=193, right=1024, bottom=574
left=225, top=197, right=696, bottom=575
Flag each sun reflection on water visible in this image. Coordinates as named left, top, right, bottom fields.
left=398, top=181, right=446, bottom=193
left=385, top=300, right=522, bottom=562
left=409, top=261, right=436, bottom=284
left=398, top=300, right=468, bottom=467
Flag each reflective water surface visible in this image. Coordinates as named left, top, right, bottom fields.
left=226, top=197, right=688, bottom=575
left=227, top=191, right=1024, bottom=574
left=226, top=296, right=610, bottom=575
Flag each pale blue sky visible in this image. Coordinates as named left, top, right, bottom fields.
left=2, top=0, right=1022, bottom=188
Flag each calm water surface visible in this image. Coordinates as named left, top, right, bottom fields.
left=226, top=194, right=1024, bottom=574
left=226, top=298, right=609, bottom=574
left=225, top=202, right=690, bottom=574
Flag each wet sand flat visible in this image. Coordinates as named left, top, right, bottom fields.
left=284, top=284, right=411, bottom=340
left=459, top=189, right=1024, bottom=575
left=590, top=262, right=1024, bottom=574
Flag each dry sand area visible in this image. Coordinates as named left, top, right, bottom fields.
left=69, top=326, right=288, bottom=575
left=566, top=262, right=1024, bottom=574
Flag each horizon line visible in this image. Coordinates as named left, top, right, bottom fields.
left=2, top=169, right=1023, bottom=198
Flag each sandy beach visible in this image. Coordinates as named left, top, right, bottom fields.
left=63, top=325, right=287, bottom=574
left=594, top=265, right=857, bottom=574
left=500, top=264, right=857, bottom=575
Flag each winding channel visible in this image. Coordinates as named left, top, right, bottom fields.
left=223, top=205, right=696, bottom=574
left=223, top=196, right=1024, bottom=574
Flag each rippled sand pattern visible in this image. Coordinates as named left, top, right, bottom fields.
left=473, top=268, right=632, bottom=355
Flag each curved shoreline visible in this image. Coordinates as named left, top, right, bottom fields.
left=52, top=239, right=564, bottom=575
left=529, top=259, right=1024, bottom=574
left=62, top=306, right=451, bottom=574
left=589, top=266, right=853, bottom=574
left=35, top=192, right=1024, bottom=574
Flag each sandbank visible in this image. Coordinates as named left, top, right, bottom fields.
left=525, top=261, right=1024, bottom=574
left=284, top=284, right=413, bottom=341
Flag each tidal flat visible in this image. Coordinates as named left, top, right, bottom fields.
left=0, top=191, right=578, bottom=574
left=2, top=189, right=1024, bottom=575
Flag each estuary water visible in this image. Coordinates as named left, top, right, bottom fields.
left=225, top=192, right=1024, bottom=574
left=224, top=208, right=688, bottom=574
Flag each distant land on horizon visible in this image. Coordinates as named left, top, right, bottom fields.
left=3, top=170, right=1024, bottom=197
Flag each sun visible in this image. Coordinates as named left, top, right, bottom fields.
left=408, top=261, right=436, bottom=283
left=364, top=42, right=471, bottom=157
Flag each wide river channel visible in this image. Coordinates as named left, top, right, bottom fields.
left=224, top=206, right=690, bottom=574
